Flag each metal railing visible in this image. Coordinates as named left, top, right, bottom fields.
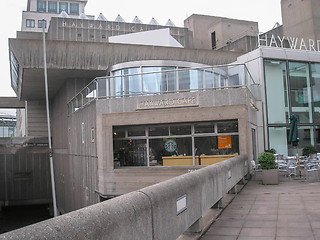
left=68, top=64, right=260, bottom=115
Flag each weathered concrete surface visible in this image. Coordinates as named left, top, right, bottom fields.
left=0, top=97, right=25, bottom=108
left=9, top=39, right=242, bottom=100
left=0, top=140, right=51, bottom=207
left=0, top=155, right=248, bottom=240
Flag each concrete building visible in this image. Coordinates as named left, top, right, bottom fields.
left=281, top=0, right=320, bottom=41
left=0, top=113, right=16, bottom=137
left=6, top=0, right=320, bottom=213
left=22, top=0, right=89, bottom=33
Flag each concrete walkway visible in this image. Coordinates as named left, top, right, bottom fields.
left=201, top=176, right=320, bottom=240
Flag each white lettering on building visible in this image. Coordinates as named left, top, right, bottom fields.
left=137, top=97, right=198, bottom=109
left=258, top=34, right=320, bottom=52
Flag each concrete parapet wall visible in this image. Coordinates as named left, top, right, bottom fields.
left=0, top=155, right=248, bottom=240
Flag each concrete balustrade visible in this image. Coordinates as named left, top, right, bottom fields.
left=0, top=155, right=248, bottom=240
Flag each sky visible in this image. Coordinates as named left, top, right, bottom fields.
left=0, top=0, right=282, bottom=101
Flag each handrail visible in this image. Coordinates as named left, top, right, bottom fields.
left=67, top=63, right=260, bottom=115
left=0, top=155, right=248, bottom=240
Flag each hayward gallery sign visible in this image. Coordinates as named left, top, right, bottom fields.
left=258, top=33, right=320, bottom=52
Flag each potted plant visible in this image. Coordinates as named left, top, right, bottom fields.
left=302, top=145, right=317, bottom=159
left=257, top=152, right=279, bottom=184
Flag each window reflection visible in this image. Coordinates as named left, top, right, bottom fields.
left=289, top=62, right=312, bottom=124
left=311, top=63, right=320, bottom=124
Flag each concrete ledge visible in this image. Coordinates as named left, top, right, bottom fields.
left=0, top=155, right=248, bottom=240
left=0, top=97, right=24, bottom=108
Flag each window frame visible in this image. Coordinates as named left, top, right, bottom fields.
left=26, top=19, right=35, bottom=28
left=37, top=0, right=47, bottom=12
left=70, top=3, right=79, bottom=15
left=59, top=2, right=68, bottom=13
left=48, top=1, right=57, bottom=13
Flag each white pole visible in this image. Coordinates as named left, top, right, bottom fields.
left=42, top=19, right=58, bottom=217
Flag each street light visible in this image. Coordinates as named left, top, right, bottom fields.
left=42, top=19, right=58, bottom=217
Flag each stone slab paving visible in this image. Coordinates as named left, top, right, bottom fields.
left=201, top=178, right=320, bottom=240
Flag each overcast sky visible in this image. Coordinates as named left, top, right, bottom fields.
left=0, top=0, right=282, bottom=99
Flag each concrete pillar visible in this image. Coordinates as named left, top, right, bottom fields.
left=212, top=197, right=224, bottom=209
left=186, top=217, right=203, bottom=234
left=228, top=185, right=238, bottom=194
left=238, top=177, right=246, bottom=185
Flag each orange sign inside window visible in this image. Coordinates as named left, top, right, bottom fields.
left=218, top=135, right=232, bottom=149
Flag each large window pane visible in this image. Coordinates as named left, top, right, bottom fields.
left=149, top=138, right=170, bottom=166
left=142, top=67, right=162, bottom=93
left=70, top=3, right=79, bottom=15
left=59, top=2, right=68, bottom=13
left=195, top=135, right=239, bottom=156
left=189, top=70, right=203, bottom=90
left=161, top=138, right=193, bottom=166
left=316, top=126, right=320, bottom=152
left=37, top=1, right=46, bottom=12
left=149, top=125, right=169, bottom=136
left=311, top=63, right=320, bottom=124
left=205, top=70, right=213, bottom=88
left=194, top=122, right=214, bottom=134
left=170, top=125, right=191, bottom=135
left=113, top=139, right=147, bottom=167
left=48, top=1, right=57, bottom=13
left=288, top=62, right=313, bottom=123
left=265, top=60, right=289, bottom=124
left=178, top=69, right=190, bottom=90
left=123, top=68, right=141, bottom=95
left=128, top=126, right=145, bottom=136
left=268, top=127, right=288, bottom=156
left=217, top=120, right=238, bottom=133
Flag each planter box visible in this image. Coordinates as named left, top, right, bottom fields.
left=262, top=169, right=279, bottom=185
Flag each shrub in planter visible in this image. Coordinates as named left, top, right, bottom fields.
left=302, top=145, right=317, bottom=157
left=265, top=148, right=276, bottom=154
left=257, top=152, right=277, bottom=170
left=257, top=152, right=278, bottom=184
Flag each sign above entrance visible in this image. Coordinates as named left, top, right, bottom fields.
left=137, top=96, right=199, bottom=110
left=258, top=34, right=320, bottom=52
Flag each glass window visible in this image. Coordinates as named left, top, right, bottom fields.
left=195, top=135, right=239, bottom=156
left=311, top=63, right=320, bottom=124
left=37, top=0, right=46, bottom=12
left=59, top=2, right=68, bottom=13
left=189, top=70, right=203, bottom=90
left=268, top=127, right=289, bottom=156
left=264, top=60, right=290, bottom=124
left=142, top=67, right=162, bottom=93
left=123, top=68, right=141, bottom=96
left=217, top=120, right=238, bottom=133
left=70, top=3, right=79, bottom=15
left=48, top=1, right=57, bottom=13
left=205, top=70, right=213, bottom=88
left=316, top=126, right=320, bottom=152
left=162, top=67, right=176, bottom=92
left=38, top=20, right=47, bottom=28
left=26, top=19, right=35, bottom=28
left=194, top=122, right=214, bottom=134
left=149, top=126, right=169, bottom=136
left=170, top=125, right=191, bottom=135
left=288, top=62, right=313, bottom=124
left=113, top=139, right=147, bottom=167
left=113, top=127, right=126, bottom=138
left=178, top=69, right=190, bottom=90
left=128, top=126, right=145, bottom=137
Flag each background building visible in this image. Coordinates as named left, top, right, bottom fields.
left=5, top=0, right=320, bottom=214
left=0, top=113, right=16, bottom=137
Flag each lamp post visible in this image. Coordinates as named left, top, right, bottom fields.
left=42, top=19, right=58, bottom=217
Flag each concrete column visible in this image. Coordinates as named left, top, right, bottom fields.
left=228, top=185, right=238, bottom=194
left=186, top=217, right=203, bottom=234
left=212, top=197, right=224, bottom=209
